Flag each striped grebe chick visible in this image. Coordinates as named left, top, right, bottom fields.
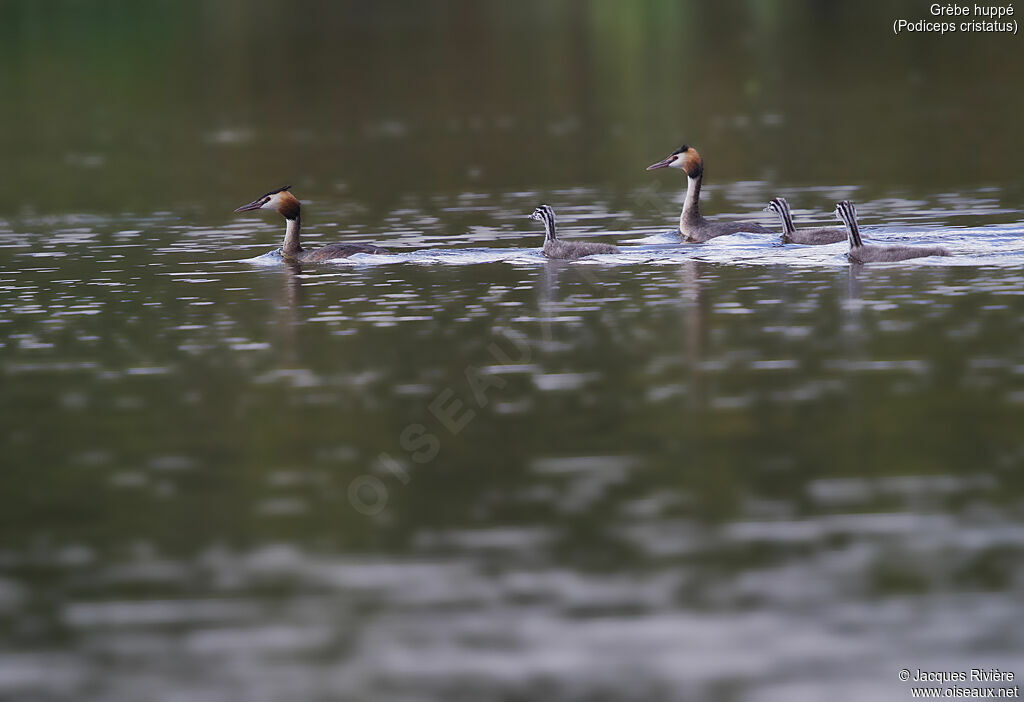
left=646, top=145, right=771, bottom=242
left=234, top=186, right=391, bottom=262
left=765, top=197, right=846, bottom=245
left=835, top=200, right=950, bottom=263
left=530, top=205, right=619, bottom=260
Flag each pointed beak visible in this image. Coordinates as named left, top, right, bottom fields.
left=646, top=155, right=675, bottom=171
left=233, top=198, right=264, bottom=213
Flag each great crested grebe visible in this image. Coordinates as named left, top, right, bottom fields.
left=764, top=197, right=846, bottom=245
left=835, top=200, right=950, bottom=263
left=646, top=145, right=770, bottom=242
left=233, top=186, right=390, bottom=261
left=529, top=205, right=619, bottom=260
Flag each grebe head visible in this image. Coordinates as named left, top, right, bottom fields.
left=835, top=199, right=863, bottom=248
left=530, top=204, right=558, bottom=241
left=646, top=145, right=703, bottom=178
left=529, top=205, right=555, bottom=223
left=834, top=200, right=857, bottom=225
left=765, top=197, right=796, bottom=235
left=234, top=185, right=300, bottom=220
left=764, top=197, right=789, bottom=215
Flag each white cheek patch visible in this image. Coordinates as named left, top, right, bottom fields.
left=262, top=194, right=280, bottom=210
left=669, top=157, right=683, bottom=169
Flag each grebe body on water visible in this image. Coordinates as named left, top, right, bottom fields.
left=234, top=186, right=390, bottom=262
left=835, top=200, right=950, bottom=263
left=765, top=197, right=846, bottom=245
left=530, top=205, right=619, bottom=260
left=646, top=145, right=771, bottom=242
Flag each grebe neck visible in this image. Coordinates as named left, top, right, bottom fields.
left=779, top=202, right=796, bottom=234
left=846, top=215, right=863, bottom=248
left=836, top=202, right=863, bottom=249
left=283, top=215, right=302, bottom=256
left=542, top=213, right=558, bottom=242
left=681, top=174, right=702, bottom=230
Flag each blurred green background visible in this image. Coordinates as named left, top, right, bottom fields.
left=1, top=0, right=1021, bottom=215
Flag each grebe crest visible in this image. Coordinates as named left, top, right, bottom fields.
left=234, top=185, right=300, bottom=220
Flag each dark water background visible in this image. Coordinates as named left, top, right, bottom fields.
left=2, top=2, right=1024, bottom=700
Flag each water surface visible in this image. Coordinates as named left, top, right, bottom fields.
left=2, top=2, right=1024, bottom=701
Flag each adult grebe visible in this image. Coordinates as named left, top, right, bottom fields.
left=530, top=205, right=619, bottom=260
left=764, top=197, right=846, bottom=245
left=835, top=200, right=950, bottom=263
left=646, top=145, right=770, bottom=242
left=233, top=186, right=390, bottom=261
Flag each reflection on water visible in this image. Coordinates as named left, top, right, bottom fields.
left=3, top=1, right=1024, bottom=700
left=3, top=186, right=1024, bottom=700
